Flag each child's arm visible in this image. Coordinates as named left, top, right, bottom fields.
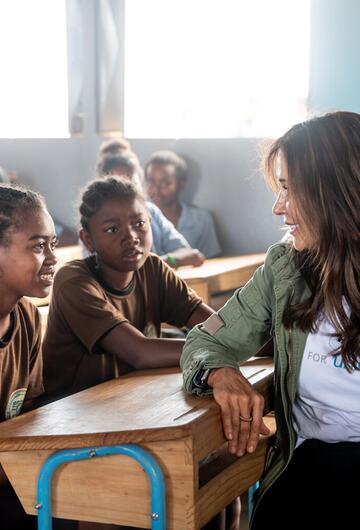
left=99, top=321, right=185, bottom=369
left=185, top=303, right=214, bottom=328
left=99, top=302, right=213, bottom=370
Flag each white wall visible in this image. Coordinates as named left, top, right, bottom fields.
left=1, top=0, right=359, bottom=255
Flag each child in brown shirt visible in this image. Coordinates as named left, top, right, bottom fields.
left=0, top=184, right=58, bottom=529
left=43, top=176, right=213, bottom=401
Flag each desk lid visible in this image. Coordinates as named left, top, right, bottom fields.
left=0, top=359, right=273, bottom=451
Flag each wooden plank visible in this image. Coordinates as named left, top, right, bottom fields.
left=194, top=416, right=276, bottom=529
left=0, top=370, right=197, bottom=450
left=0, top=362, right=273, bottom=452
left=0, top=418, right=276, bottom=529
left=178, top=254, right=265, bottom=296
left=184, top=277, right=209, bottom=304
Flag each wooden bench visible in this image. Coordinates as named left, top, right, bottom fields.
left=177, top=253, right=266, bottom=306
left=0, top=359, right=275, bottom=530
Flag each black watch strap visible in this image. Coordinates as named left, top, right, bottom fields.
left=193, top=368, right=212, bottom=389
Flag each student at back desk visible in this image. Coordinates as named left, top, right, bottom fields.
left=145, top=150, right=221, bottom=258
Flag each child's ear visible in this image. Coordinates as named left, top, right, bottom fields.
left=79, top=228, right=94, bottom=254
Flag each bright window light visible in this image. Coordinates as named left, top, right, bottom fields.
left=124, top=0, right=310, bottom=138
left=0, top=0, right=69, bottom=139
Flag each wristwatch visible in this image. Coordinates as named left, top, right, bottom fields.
left=193, top=368, right=212, bottom=389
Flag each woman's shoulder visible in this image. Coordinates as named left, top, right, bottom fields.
left=264, top=242, right=298, bottom=278
left=266, top=241, right=292, bottom=261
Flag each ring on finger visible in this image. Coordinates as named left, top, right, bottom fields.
left=239, top=415, right=253, bottom=422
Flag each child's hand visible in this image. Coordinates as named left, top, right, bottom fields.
left=170, top=248, right=205, bottom=267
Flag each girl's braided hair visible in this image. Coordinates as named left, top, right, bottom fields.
left=0, top=184, right=45, bottom=246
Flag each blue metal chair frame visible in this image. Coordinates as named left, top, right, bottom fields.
left=247, top=480, right=259, bottom=520
left=35, top=444, right=166, bottom=530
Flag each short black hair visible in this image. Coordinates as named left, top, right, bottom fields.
left=79, top=176, right=146, bottom=230
left=96, top=151, right=142, bottom=179
left=97, top=137, right=132, bottom=158
left=145, top=150, right=187, bottom=181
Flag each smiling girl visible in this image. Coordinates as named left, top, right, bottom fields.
left=0, top=184, right=57, bottom=419
left=43, top=176, right=213, bottom=401
left=0, top=184, right=57, bottom=528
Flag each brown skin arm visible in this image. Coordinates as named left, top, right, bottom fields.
left=208, top=367, right=270, bottom=457
left=100, top=302, right=214, bottom=369
left=163, top=247, right=205, bottom=267
left=186, top=302, right=213, bottom=328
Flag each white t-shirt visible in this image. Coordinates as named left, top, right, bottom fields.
left=293, top=311, right=360, bottom=445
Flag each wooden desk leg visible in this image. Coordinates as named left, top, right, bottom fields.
left=35, top=445, right=166, bottom=530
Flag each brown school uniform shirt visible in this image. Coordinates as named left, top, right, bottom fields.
left=0, top=299, right=43, bottom=421
left=43, top=253, right=202, bottom=399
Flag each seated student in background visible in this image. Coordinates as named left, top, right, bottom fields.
left=96, top=144, right=205, bottom=267
left=0, top=184, right=75, bottom=530
left=145, top=150, right=221, bottom=258
left=96, top=136, right=132, bottom=159
left=42, top=176, right=213, bottom=402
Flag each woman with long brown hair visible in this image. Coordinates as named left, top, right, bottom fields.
left=181, top=111, right=360, bottom=529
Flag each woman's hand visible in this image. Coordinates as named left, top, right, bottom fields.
left=208, top=367, right=270, bottom=456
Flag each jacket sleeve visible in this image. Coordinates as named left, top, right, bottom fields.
left=181, top=246, right=278, bottom=394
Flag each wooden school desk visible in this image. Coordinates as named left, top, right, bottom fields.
left=0, top=359, right=275, bottom=530
left=177, top=253, right=266, bottom=305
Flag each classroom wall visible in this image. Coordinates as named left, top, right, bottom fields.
left=0, top=0, right=359, bottom=255
left=309, top=0, right=360, bottom=114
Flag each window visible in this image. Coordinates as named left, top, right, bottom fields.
left=124, top=0, right=310, bottom=138
left=0, top=0, right=69, bottom=138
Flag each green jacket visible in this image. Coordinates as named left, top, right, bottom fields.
left=181, top=243, right=311, bottom=524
